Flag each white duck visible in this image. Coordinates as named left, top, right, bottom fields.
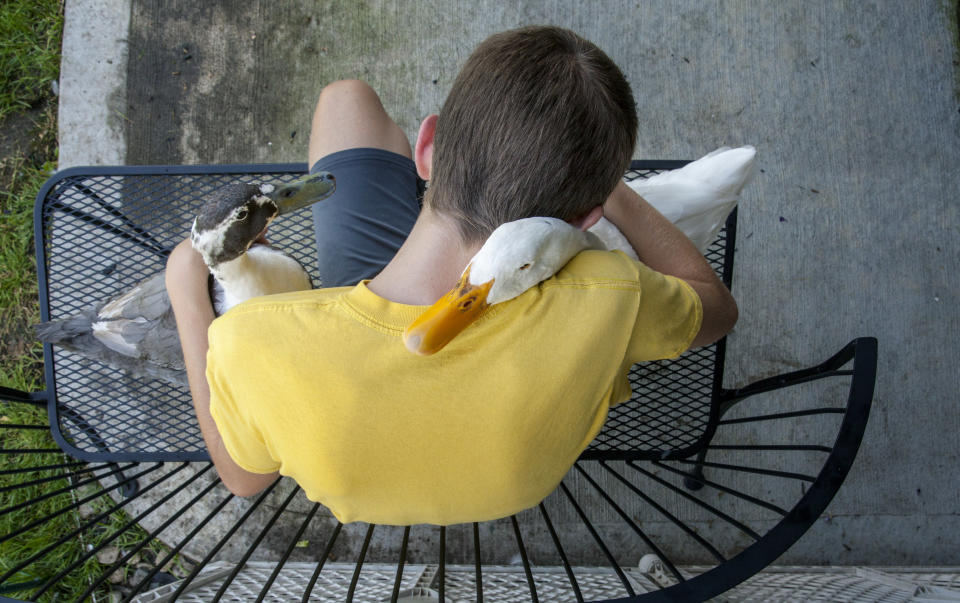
left=403, top=146, right=756, bottom=355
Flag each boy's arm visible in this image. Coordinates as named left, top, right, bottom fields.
left=165, top=239, right=279, bottom=497
left=603, top=181, right=738, bottom=348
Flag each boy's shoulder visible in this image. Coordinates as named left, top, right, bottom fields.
left=549, top=250, right=694, bottom=303
left=226, top=286, right=348, bottom=314
left=209, top=286, right=350, bottom=338
left=551, top=249, right=643, bottom=285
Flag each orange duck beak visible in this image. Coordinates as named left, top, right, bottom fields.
left=403, top=266, right=494, bottom=356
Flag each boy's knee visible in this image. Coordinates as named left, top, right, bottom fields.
left=309, top=79, right=410, bottom=162
left=316, top=79, right=379, bottom=111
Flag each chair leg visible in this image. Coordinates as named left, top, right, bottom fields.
left=683, top=448, right=708, bottom=491
left=58, top=406, right=140, bottom=498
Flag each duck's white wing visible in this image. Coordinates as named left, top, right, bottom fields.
left=627, top=146, right=756, bottom=252
left=586, top=217, right=638, bottom=259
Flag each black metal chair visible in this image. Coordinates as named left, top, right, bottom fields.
left=0, top=162, right=876, bottom=602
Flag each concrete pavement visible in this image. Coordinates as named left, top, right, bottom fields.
left=59, top=0, right=960, bottom=566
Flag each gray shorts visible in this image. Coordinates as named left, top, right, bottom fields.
left=310, top=148, right=423, bottom=287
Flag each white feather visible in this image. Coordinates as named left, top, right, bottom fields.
left=467, top=146, right=757, bottom=304
left=586, top=216, right=637, bottom=259
left=190, top=218, right=230, bottom=263
left=621, top=145, right=756, bottom=252
left=210, top=245, right=313, bottom=313
left=469, top=217, right=597, bottom=304
left=92, top=318, right=147, bottom=356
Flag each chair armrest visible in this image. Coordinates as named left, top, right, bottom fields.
left=719, top=337, right=877, bottom=417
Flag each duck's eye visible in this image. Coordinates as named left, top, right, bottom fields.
left=235, top=209, right=249, bottom=221
left=281, top=187, right=295, bottom=199
left=519, top=263, right=531, bottom=270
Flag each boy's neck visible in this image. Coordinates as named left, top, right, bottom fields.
left=367, top=207, right=482, bottom=305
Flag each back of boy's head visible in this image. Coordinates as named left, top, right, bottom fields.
left=426, top=26, right=638, bottom=244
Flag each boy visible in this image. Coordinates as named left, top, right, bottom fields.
left=166, top=26, right=737, bottom=525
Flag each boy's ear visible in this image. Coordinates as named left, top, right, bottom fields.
left=415, top=114, right=438, bottom=180
left=568, top=205, right=604, bottom=231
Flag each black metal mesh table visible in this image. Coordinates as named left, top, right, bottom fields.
left=0, top=162, right=877, bottom=602
left=32, top=162, right=734, bottom=464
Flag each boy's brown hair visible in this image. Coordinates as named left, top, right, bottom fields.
left=426, top=26, right=638, bottom=243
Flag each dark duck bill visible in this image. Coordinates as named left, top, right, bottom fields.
left=269, top=172, right=336, bottom=215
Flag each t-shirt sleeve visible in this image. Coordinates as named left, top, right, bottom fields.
left=206, top=321, right=282, bottom=474
left=625, top=260, right=703, bottom=362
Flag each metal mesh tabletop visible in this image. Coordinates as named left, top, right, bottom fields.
left=34, top=161, right=731, bottom=463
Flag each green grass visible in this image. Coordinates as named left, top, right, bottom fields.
left=0, top=0, right=62, bottom=377
left=0, top=114, right=96, bottom=602
left=0, top=0, right=63, bottom=121
left=0, top=150, right=51, bottom=394
left=0, top=2, right=186, bottom=601
left=0, top=142, right=84, bottom=601
left=0, top=432, right=176, bottom=600
left=0, top=408, right=106, bottom=601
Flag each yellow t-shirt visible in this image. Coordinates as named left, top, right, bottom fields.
left=207, top=250, right=701, bottom=526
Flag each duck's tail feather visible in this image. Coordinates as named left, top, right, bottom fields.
left=34, top=312, right=187, bottom=387
left=643, top=146, right=756, bottom=195
left=627, top=146, right=757, bottom=252
left=34, top=310, right=100, bottom=344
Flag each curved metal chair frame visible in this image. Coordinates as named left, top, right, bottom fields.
left=0, top=162, right=876, bottom=602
